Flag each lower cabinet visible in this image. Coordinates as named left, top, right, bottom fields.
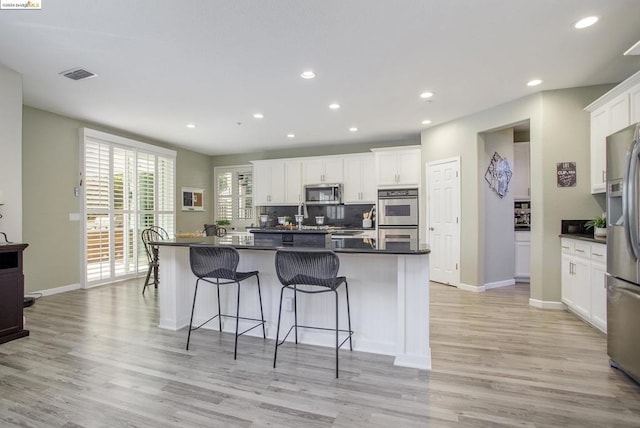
left=515, top=231, right=530, bottom=281
left=560, top=238, right=607, bottom=333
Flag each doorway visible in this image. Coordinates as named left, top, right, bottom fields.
left=427, top=157, right=460, bottom=286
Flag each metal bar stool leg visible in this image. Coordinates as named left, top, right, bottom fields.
left=294, top=285, right=298, bottom=344
left=142, top=265, right=152, bottom=295
left=234, top=281, right=241, bottom=360
left=186, top=280, right=200, bottom=350
left=274, top=286, right=285, bottom=368
left=153, top=248, right=160, bottom=288
left=345, top=281, right=353, bottom=351
left=216, top=280, right=222, bottom=331
left=256, top=275, right=266, bottom=338
left=335, top=289, right=339, bottom=378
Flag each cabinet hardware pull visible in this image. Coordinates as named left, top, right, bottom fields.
left=602, top=170, right=606, bottom=182
left=562, top=246, right=570, bottom=249
left=576, top=249, right=584, bottom=253
left=592, top=253, right=603, bottom=256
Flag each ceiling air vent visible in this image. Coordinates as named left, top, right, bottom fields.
left=60, top=68, right=98, bottom=80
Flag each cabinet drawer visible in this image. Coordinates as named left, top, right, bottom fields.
left=561, top=238, right=574, bottom=254
left=573, top=241, right=590, bottom=257
left=590, top=244, right=607, bottom=263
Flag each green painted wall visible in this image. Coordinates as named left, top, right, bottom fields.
left=22, top=106, right=211, bottom=292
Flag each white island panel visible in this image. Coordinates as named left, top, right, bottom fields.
left=157, top=246, right=430, bottom=370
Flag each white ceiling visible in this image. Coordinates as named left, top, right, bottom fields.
left=1, top=0, right=639, bottom=156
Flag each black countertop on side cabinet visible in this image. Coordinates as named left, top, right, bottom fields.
left=151, top=235, right=430, bottom=255
left=559, top=233, right=607, bottom=244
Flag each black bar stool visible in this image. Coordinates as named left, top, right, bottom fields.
left=273, top=248, right=353, bottom=378
left=187, top=245, right=266, bottom=359
left=141, top=226, right=169, bottom=295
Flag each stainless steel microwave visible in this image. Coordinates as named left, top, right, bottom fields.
left=304, top=183, right=343, bottom=205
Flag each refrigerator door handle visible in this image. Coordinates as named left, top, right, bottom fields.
left=624, top=136, right=640, bottom=260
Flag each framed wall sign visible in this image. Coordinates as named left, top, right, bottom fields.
left=557, top=162, right=577, bottom=187
left=182, top=187, right=204, bottom=211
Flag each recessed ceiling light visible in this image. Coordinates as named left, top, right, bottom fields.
left=287, top=133, right=295, bottom=138
left=574, top=16, right=598, bottom=29
left=186, top=123, right=196, bottom=129
left=349, top=127, right=358, bottom=132
left=421, top=119, right=432, bottom=125
left=253, top=113, right=264, bottom=119
left=527, top=79, right=543, bottom=87
left=329, top=103, right=341, bottom=110
left=420, top=91, right=434, bottom=99
left=301, top=70, right=316, bottom=79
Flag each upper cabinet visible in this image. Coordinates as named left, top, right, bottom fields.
left=283, top=160, right=303, bottom=204
left=303, top=157, right=343, bottom=184
left=586, top=70, right=640, bottom=194
left=372, top=146, right=421, bottom=187
left=253, top=161, right=286, bottom=205
left=512, top=142, right=530, bottom=200
left=343, top=154, right=376, bottom=204
left=253, top=160, right=302, bottom=206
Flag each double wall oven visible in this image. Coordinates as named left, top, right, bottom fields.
left=378, top=188, right=418, bottom=250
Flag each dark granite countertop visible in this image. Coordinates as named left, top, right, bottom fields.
left=559, top=233, right=607, bottom=244
left=152, top=235, right=430, bottom=255
left=250, top=228, right=329, bottom=234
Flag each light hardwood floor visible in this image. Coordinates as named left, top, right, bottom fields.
left=1, top=280, right=639, bottom=427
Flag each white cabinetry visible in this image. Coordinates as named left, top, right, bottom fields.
left=252, top=160, right=303, bottom=205
left=373, top=146, right=421, bottom=187
left=303, top=157, right=343, bottom=184
left=283, top=160, right=302, bottom=204
left=586, top=71, right=640, bottom=194
left=513, top=142, right=530, bottom=200
left=253, top=161, right=285, bottom=205
left=560, top=238, right=607, bottom=333
left=515, top=231, right=530, bottom=281
left=343, top=154, right=376, bottom=204
left=589, top=245, right=607, bottom=333
left=631, top=83, right=640, bottom=124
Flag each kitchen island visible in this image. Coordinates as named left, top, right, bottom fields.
left=153, top=235, right=431, bottom=370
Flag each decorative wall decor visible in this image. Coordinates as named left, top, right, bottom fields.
left=557, top=162, right=577, bottom=187
left=182, top=187, right=204, bottom=211
left=484, top=152, right=512, bottom=198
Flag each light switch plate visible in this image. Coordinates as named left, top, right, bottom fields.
left=69, top=213, right=80, bottom=221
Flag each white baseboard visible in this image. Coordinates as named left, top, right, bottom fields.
left=457, top=282, right=485, bottom=292
left=28, top=283, right=81, bottom=297
left=528, top=298, right=564, bottom=310
left=484, top=279, right=516, bottom=290
left=394, top=349, right=432, bottom=371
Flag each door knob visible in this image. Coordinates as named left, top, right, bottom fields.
left=429, top=227, right=434, bottom=231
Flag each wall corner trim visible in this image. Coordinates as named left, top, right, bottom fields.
left=457, top=282, right=486, bottom=292
left=484, top=279, right=516, bottom=290
left=528, top=298, right=564, bottom=310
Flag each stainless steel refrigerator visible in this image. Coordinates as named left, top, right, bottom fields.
left=606, top=122, right=640, bottom=384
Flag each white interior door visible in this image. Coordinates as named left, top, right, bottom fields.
left=427, top=158, right=460, bottom=286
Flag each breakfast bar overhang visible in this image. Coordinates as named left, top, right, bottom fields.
left=153, top=235, right=431, bottom=370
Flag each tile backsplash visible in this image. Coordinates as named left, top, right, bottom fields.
left=258, top=204, right=376, bottom=228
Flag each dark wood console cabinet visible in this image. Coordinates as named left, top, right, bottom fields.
left=0, top=243, right=29, bottom=344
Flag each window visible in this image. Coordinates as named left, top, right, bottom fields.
left=214, top=165, right=253, bottom=228
left=81, top=128, right=176, bottom=286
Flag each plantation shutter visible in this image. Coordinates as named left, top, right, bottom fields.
left=82, top=129, right=176, bottom=286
